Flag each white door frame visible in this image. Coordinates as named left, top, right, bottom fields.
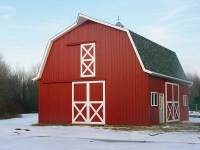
left=72, top=80, right=105, bottom=125
left=159, top=93, right=165, bottom=124
left=165, top=82, right=180, bottom=123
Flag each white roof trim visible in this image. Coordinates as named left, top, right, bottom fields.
left=78, top=14, right=128, bottom=32
left=150, top=71, right=193, bottom=85
left=127, top=31, right=152, bottom=74
left=33, top=23, right=77, bottom=80
left=33, top=13, right=192, bottom=85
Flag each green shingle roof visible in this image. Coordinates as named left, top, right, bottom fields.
left=129, top=30, right=187, bottom=81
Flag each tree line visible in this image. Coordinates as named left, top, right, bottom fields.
left=187, top=73, right=200, bottom=111
left=0, top=55, right=38, bottom=118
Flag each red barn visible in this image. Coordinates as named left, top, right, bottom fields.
left=33, top=14, right=192, bottom=125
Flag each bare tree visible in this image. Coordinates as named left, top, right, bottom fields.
left=0, top=54, right=38, bottom=118
left=187, top=73, right=200, bottom=111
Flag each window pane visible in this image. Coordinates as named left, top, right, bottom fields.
left=155, top=94, right=157, bottom=105
left=151, top=92, right=158, bottom=106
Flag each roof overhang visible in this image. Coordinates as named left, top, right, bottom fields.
left=150, top=71, right=193, bottom=86
left=33, top=13, right=193, bottom=86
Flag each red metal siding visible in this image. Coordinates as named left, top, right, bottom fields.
left=39, top=80, right=72, bottom=124
left=179, top=84, right=189, bottom=121
left=148, top=76, right=165, bottom=125
left=39, top=20, right=150, bottom=125
left=148, top=76, right=189, bottom=124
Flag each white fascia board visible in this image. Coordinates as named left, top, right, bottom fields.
left=126, top=31, right=152, bottom=74
left=78, top=13, right=128, bottom=32
left=150, top=71, right=193, bottom=86
left=32, top=23, right=77, bottom=80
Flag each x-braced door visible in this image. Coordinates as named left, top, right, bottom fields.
left=72, top=81, right=105, bottom=125
left=165, top=82, right=180, bottom=122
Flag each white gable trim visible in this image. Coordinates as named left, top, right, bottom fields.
left=33, top=13, right=192, bottom=86
left=127, top=31, right=152, bottom=74
left=32, top=23, right=77, bottom=80
left=78, top=14, right=128, bottom=32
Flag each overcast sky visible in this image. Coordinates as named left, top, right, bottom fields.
left=0, top=0, right=199, bottom=75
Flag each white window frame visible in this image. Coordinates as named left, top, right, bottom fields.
left=80, top=43, right=96, bottom=78
left=183, top=95, right=188, bottom=106
left=151, top=92, right=158, bottom=106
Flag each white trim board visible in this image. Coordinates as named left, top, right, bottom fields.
left=32, top=13, right=192, bottom=86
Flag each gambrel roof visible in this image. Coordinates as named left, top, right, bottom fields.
left=33, top=14, right=192, bottom=85
left=129, top=31, right=187, bottom=81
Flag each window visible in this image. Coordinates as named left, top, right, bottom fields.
left=183, top=95, right=188, bottom=106
left=80, top=43, right=96, bottom=78
left=151, top=92, right=158, bottom=106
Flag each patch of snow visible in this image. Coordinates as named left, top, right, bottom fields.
left=0, top=114, right=199, bottom=150
left=0, top=114, right=38, bottom=126
left=189, top=117, right=200, bottom=123
left=189, top=111, right=200, bottom=117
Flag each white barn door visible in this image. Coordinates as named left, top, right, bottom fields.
left=165, top=82, right=180, bottom=122
left=72, top=81, right=105, bottom=125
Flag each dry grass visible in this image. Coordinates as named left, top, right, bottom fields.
left=33, top=121, right=200, bottom=132
left=104, top=122, right=200, bottom=132
left=0, top=114, right=21, bottom=120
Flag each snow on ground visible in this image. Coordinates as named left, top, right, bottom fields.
left=190, top=111, right=200, bottom=118
left=189, top=111, right=200, bottom=123
left=0, top=114, right=200, bottom=150
left=190, top=117, right=200, bottom=123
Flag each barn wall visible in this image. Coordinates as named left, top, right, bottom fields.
left=148, top=76, right=165, bottom=125
left=148, top=76, right=189, bottom=124
left=38, top=80, right=72, bottom=124
left=39, top=20, right=150, bottom=125
left=179, top=84, right=189, bottom=121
